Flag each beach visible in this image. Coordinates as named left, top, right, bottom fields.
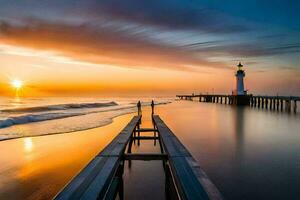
left=0, top=101, right=300, bottom=200
left=0, top=113, right=136, bottom=199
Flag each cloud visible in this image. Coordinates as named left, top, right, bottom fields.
left=0, top=0, right=299, bottom=73
left=0, top=0, right=251, bottom=34
left=185, top=41, right=300, bottom=58
left=0, top=18, right=228, bottom=71
left=82, top=0, right=251, bottom=34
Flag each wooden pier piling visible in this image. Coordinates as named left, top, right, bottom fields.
left=176, top=94, right=299, bottom=113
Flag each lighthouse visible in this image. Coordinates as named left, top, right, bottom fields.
left=232, top=62, right=250, bottom=105
left=235, top=62, right=246, bottom=95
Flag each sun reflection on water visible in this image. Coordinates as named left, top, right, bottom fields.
left=24, top=138, right=33, bottom=152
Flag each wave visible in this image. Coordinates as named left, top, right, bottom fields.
left=0, top=101, right=118, bottom=113
left=0, top=106, right=137, bottom=141
left=0, top=112, right=81, bottom=128
left=0, top=101, right=121, bottom=128
left=0, top=100, right=172, bottom=140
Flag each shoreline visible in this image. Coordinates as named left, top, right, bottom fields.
left=0, top=110, right=137, bottom=142
left=0, top=112, right=139, bottom=200
left=0, top=104, right=137, bottom=129
left=0, top=102, right=171, bottom=142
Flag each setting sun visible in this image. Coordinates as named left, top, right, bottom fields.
left=11, top=79, right=23, bottom=90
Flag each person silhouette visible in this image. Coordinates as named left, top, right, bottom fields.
left=137, top=101, right=141, bottom=115
left=151, top=100, right=154, bottom=115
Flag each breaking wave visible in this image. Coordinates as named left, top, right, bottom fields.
left=0, top=100, right=172, bottom=140
left=1, top=102, right=118, bottom=113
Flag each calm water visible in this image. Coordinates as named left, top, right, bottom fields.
left=0, top=99, right=299, bottom=200
left=157, top=101, right=300, bottom=200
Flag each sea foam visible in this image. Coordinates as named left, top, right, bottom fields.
left=0, top=100, right=171, bottom=140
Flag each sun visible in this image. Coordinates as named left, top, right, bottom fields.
left=11, top=79, right=23, bottom=90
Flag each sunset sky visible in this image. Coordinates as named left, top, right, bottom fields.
left=0, top=0, right=299, bottom=96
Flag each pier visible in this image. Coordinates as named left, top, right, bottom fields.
left=176, top=62, right=299, bottom=112
left=54, top=103, right=223, bottom=200
left=176, top=94, right=299, bottom=113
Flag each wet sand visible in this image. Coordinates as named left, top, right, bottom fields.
left=0, top=113, right=137, bottom=200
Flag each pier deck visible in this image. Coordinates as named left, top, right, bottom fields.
left=54, top=114, right=222, bottom=200
left=177, top=94, right=299, bottom=112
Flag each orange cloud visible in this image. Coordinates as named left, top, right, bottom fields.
left=0, top=19, right=225, bottom=72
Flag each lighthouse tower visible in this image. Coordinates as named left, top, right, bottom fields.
left=235, top=62, right=246, bottom=95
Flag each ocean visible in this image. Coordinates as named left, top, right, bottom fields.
left=0, top=99, right=299, bottom=200
left=0, top=97, right=170, bottom=140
